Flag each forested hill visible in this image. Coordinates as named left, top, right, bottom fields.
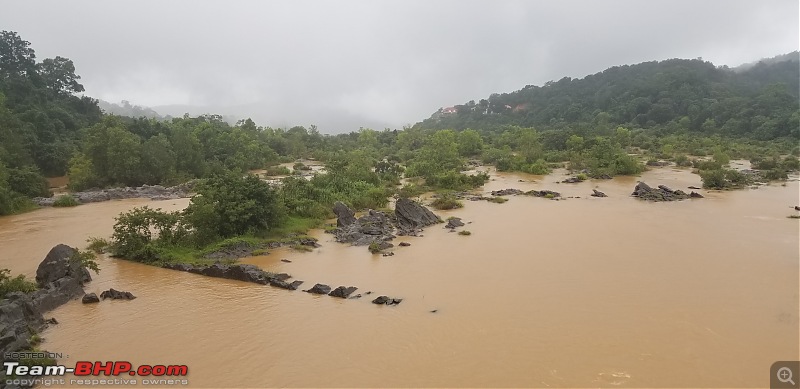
left=417, top=53, right=799, bottom=140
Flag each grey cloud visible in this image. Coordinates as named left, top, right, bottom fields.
left=1, top=0, right=797, bottom=132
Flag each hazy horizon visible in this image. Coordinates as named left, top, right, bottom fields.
left=2, top=0, right=797, bottom=132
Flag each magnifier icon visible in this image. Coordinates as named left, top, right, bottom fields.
left=778, top=367, right=796, bottom=385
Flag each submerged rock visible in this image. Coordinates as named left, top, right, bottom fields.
left=398, top=242, right=411, bottom=247
left=526, top=190, right=561, bottom=198
left=491, top=188, right=524, bottom=196
left=561, top=176, right=583, bottom=184
left=304, top=284, right=332, bottom=295
left=445, top=217, right=465, bottom=229
left=100, top=288, right=136, bottom=300
left=372, top=296, right=403, bottom=305
left=329, top=286, right=358, bottom=299
left=591, top=189, right=608, bottom=198
left=81, top=293, right=100, bottom=304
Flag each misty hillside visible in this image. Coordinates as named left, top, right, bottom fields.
left=418, top=54, right=799, bottom=140
left=97, top=100, right=168, bottom=120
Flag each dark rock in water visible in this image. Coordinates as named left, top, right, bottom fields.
left=32, top=244, right=92, bottom=312
left=36, top=244, right=91, bottom=288
left=381, top=252, right=395, bottom=257
left=46, top=317, right=58, bottom=325
left=526, top=190, right=561, bottom=198
left=632, top=182, right=693, bottom=202
left=591, top=189, right=608, bottom=198
left=81, top=293, right=99, bottom=304
left=372, top=296, right=403, bottom=305
left=430, top=309, right=438, bottom=313
left=688, top=186, right=701, bottom=190
left=281, top=259, right=292, bottom=263
left=298, top=237, right=320, bottom=247
left=270, top=279, right=304, bottom=290
left=794, top=205, right=800, bottom=211
left=491, top=188, right=523, bottom=196
left=334, top=209, right=396, bottom=246
left=100, top=288, right=136, bottom=300
left=333, top=201, right=357, bottom=227
left=561, top=176, right=583, bottom=184
left=32, top=182, right=196, bottom=207
left=274, top=273, right=292, bottom=281
left=305, top=284, right=332, bottom=294
left=329, top=286, right=358, bottom=298
left=365, top=291, right=373, bottom=295
left=647, top=160, right=670, bottom=167
left=690, top=191, right=704, bottom=198
left=399, top=242, right=411, bottom=247
left=394, top=198, right=442, bottom=232
left=445, top=217, right=465, bottom=229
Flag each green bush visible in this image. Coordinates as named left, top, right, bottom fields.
left=86, top=237, right=110, bottom=254
left=52, top=195, right=79, bottom=207
left=430, top=192, right=463, bottom=210
left=0, top=269, right=37, bottom=299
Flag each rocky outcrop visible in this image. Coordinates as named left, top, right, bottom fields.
left=334, top=209, right=396, bottom=246
left=100, top=289, right=136, bottom=300
left=269, top=279, right=304, bottom=290
left=82, top=293, right=100, bottom=304
left=304, top=284, right=332, bottom=294
left=398, top=242, right=411, bottom=247
left=329, top=286, right=358, bottom=299
left=394, top=198, right=442, bottom=233
left=491, top=189, right=524, bottom=196
left=591, top=189, right=608, bottom=197
left=33, top=244, right=91, bottom=312
left=631, top=182, right=698, bottom=202
left=162, top=263, right=291, bottom=285
left=372, top=296, right=403, bottom=305
left=32, top=181, right=197, bottom=207
left=332, top=200, right=441, bottom=250
left=690, top=191, right=704, bottom=198
left=526, top=189, right=561, bottom=198
left=333, top=201, right=357, bottom=227
left=445, top=217, right=465, bottom=229
left=1, top=244, right=93, bottom=375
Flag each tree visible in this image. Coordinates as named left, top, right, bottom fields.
left=37, top=56, right=84, bottom=95
left=0, top=31, right=36, bottom=77
left=457, top=129, right=483, bottom=157
left=184, top=173, right=285, bottom=243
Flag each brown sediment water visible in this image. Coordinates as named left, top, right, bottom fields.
left=1, top=168, right=797, bottom=388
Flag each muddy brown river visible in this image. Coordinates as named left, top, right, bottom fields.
left=1, top=168, right=798, bottom=388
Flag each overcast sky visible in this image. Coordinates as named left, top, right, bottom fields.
left=1, top=0, right=798, bottom=132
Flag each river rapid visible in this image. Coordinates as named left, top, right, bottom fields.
left=1, top=167, right=798, bottom=388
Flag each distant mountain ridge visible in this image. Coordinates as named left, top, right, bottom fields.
left=417, top=52, right=799, bottom=141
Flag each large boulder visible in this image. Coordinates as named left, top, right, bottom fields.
left=333, top=201, right=357, bottom=227
left=82, top=293, right=100, bottom=304
left=35, top=244, right=90, bottom=287
left=445, top=217, right=465, bottom=229
left=32, top=244, right=92, bottom=312
left=334, top=210, right=395, bottom=246
left=394, top=198, right=442, bottom=232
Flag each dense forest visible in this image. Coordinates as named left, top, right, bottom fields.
left=419, top=54, right=799, bottom=141
left=1, top=30, right=798, bottom=220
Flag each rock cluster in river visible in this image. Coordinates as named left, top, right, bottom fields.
left=1, top=244, right=93, bottom=378
left=32, top=181, right=197, bottom=206
left=631, top=182, right=703, bottom=202
left=491, top=188, right=562, bottom=199
left=331, top=199, right=442, bottom=251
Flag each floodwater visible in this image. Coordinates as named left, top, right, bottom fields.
left=1, top=167, right=798, bottom=388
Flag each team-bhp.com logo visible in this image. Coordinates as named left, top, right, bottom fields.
left=4, top=360, right=189, bottom=387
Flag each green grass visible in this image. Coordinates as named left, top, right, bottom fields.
left=290, top=244, right=313, bottom=252
left=266, top=216, right=322, bottom=238
left=430, top=192, right=463, bottom=210
left=52, top=195, right=79, bottom=207
left=458, top=230, right=472, bottom=236
left=544, top=193, right=555, bottom=199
